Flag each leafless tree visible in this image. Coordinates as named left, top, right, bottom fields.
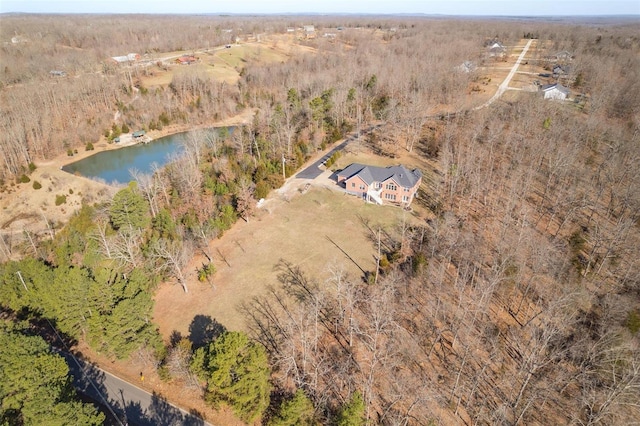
left=150, top=238, right=192, bottom=293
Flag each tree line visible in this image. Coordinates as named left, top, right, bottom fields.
left=0, top=13, right=639, bottom=425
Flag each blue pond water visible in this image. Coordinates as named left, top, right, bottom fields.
left=63, top=133, right=189, bottom=185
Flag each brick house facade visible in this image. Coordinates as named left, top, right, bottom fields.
left=337, top=163, right=422, bottom=206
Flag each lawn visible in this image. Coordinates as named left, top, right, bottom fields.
left=153, top=186, right=419, bottom=337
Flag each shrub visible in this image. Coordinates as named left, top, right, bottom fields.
left=67, top=149, right=74, bottom=156
left=121, top=123, right=130, bottom=134
left=255, top=181, right=270, bottom=199
left=157, top=365, right=172, bottom=382
left=625, top=310, right=640, bottom=335
left=32, top=181, right=42, bottom=190
left=55, top=194, right=67, bottom=206
left=28, top=162, right=36, bottom=172
left=19, top=174, right=30, bottom=184
left=198, top=263, right=216, bottom=282
left=68, top=188, right=74, bottom=195
left=85, top=142, right=94, bottom=151
left=159, top=111, right=170, bottom=126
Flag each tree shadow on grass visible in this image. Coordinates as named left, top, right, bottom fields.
left=188, top=314, right=226, bottom=349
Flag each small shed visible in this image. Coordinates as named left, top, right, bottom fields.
left=132, top=130, right=146, bottom=138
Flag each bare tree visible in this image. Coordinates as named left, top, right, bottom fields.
left=235, top=177, right=256, bottom=222
left=150, top=238, right=192, bottom=293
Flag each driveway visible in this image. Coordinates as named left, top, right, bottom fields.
left=295, top=123, right=382, bottom=180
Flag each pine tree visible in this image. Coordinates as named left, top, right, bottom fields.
left=0, top=321, right=104, bottom=425
left=192, top=331, right=271, bottom=422
left=269, top=389, right=316, bottom=426
left=337, top=391, right=366, bottom=426
left=109, top=182, right=150, bottom=230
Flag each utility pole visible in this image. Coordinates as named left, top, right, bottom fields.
left=282, top=153, right=286, bottom=179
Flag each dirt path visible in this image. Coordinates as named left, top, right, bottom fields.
left=473, top=39, right=534, bottom=111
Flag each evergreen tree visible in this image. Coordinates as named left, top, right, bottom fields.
left=86, top=267, right=161, bottom=359
left=269, top=389, right=316, bottom=426
left=109, top=182, right=150, bottom=230
left=192, top=331, right=271, bottom=422
left=337, top=391, right=365, bottom=426
left=0, top=321, right=104, bottom=425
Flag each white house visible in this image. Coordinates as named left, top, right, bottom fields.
left=110, top=53, right=140, bottom=64
left=541, top=83, right=570, bottom=101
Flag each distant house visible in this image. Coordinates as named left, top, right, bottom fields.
left=555, top=50, right=573, bottom=62
left=176, top=55, right=198, bottom=65
left=541, top=83, right=570, bottom=100
left=552, top=64, right=570, bottom=76
left=286, top=27, right=295, bottom=33
left=303, top=25, right=316, bottom=39
left=456, top=61, right=477, bottom=73
left=485, top=40, right=507, bottom=58
left=49, top=70, right=67, bottom=77
left=337, top=163, right=422, bottom=206
left=132, top=130, right=146, bottom=138
left=110, top=53, right=140, bottom=64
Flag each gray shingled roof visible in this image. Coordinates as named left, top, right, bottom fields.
left=340, top=163, right=422, bottom=188
left=541, top=83, right=570, bottom=95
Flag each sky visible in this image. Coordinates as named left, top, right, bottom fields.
left=0, top=0, right=638, bottom=16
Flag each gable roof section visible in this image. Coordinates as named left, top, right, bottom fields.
left=541, top=83, right=570, bottom=95
left=341, top=163, right=421, bottom=188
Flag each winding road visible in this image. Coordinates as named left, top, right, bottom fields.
left=61, top=351, right=211, bottom=426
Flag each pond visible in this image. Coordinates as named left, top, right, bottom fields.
left=63, top=128, right=228, bottom=185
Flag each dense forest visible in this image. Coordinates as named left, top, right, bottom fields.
left=1, top=13, right=639, bottom=426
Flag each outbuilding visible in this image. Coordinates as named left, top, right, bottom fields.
left=541, top=83, right=570, bottom=101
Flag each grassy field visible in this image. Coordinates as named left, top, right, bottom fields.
left=139, top=43, right=290, bottom=89
left=153, top=185, right=422, bottom=336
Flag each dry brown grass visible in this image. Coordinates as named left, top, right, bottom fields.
left=153, top=185, right=420, bottom=335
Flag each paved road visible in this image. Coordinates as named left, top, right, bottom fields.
left=61, top=351, right=210, bottom=426
left=473, top=39, right=534, bottom=111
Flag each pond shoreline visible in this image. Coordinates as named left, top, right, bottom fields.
left=36, top=108, right=256, bottom=171
left=0, top=109, right=256, bottom=242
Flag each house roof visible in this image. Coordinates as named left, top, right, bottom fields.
left=541, top=83, right=570, bottom=95
left=111, top=53, right=139, bottom=63
left=340, top=163, right=422, bottom=188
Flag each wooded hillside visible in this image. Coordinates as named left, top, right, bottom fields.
left=0, top=13, right=639, bottom=425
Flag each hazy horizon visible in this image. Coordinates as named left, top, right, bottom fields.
left=1, top=0, right=639, bottom=16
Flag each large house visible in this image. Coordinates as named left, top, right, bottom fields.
left=337, top=163, right=422, bottom=206
left=541, top=83, right=570, bottom=100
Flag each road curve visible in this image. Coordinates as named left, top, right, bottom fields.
left=61, top=351, right=211, bottom=426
